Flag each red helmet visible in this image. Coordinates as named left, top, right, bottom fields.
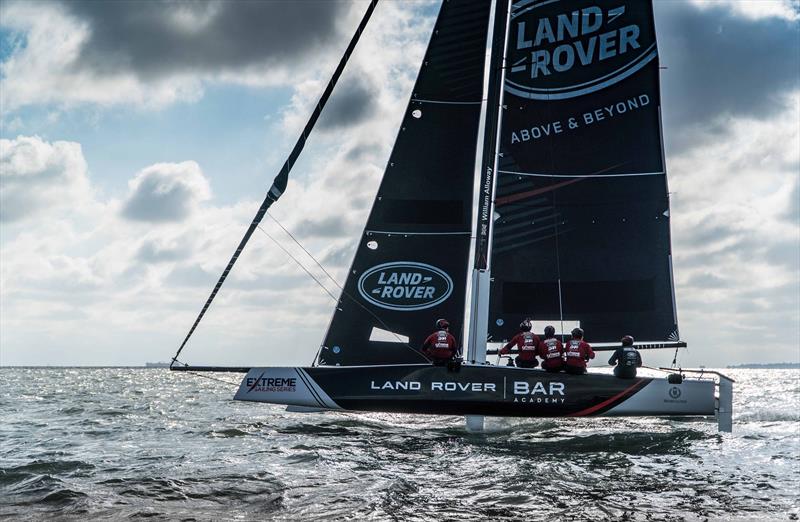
left=621, top=335, right=634, bottom=346
left=436, top=318, right=450, bottom=330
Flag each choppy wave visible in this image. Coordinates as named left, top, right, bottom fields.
left=1, top=368, right=798, bottom=521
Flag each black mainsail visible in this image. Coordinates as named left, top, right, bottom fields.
left=487, top=0, right=679, bottom=343
left=318, top=0, right=494, bottom=366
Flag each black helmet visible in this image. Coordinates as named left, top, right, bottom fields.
left=621, top=335, right=634, bottom=346
left=544, top=325, right=555, bottom=338
left=571, top=327, right=584, bottom=339
left=436, top=318, right=450, bottom=330
left=519, top=320, right=532, bottom=331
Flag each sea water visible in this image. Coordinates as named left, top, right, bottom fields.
left=1, top=368, right=798, bottom=520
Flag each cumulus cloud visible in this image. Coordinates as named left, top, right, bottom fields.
left=317, top=75, right=380, bottom=131
left=0, top=135, right=92, bottom=223
left=121, top=161, right=211, bottom=223
left=669, top=97, right=800, bottom=356
left=0, top=0, right=352, bottom=110
left=1, top=2, right=796, bottom=367
left=656, top=1, right=800, bottom=151
left=0, top=135, right=371, bottom=365
left=65, top=0, right=346, bottom=78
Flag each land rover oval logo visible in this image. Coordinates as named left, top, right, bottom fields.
left=357, top=262, right=453, bottom=311
left=505, top=0, right=657, bottom=100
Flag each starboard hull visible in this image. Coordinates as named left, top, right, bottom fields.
left=234, top=364, right=715, bottom=418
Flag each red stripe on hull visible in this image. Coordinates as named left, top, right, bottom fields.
left=568, top=378, right=648, bottom=417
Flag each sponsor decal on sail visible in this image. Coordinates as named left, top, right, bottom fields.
left=505, top=0, right=657, bottom=100
left=358, top=261, right=453, bottom=311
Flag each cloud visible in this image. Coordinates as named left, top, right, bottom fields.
left=785, top=181, right=800, bottom=224
left=0, top=135, right=92, bottom=223
left=0, top=0, right=351, bottom=110
left=3, top=2, right=795, bottom=367
left=656, top=1, right=800, bottom=150
left=135, top=237, right=191, bottom=264
left=317, top=75, right=379, bottom=131
left=121, top=161, right=211, bottom=223
left=670, top=96, right=800, bottom=354
left=65, top=0, right=347, bottom=78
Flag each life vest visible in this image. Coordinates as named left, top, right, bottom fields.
left=565, top=340, right=587, bottom=367
left=541, top=338, right=563, bottom=368
left=434, top=331, right=450, bottom=350
left=520, top=332, right=537, bottom=351
left=619, top=347, right=639, bottom=368
left=515, top=332, right=538, bottom=360
left=426, top=330, right=454, bottom=359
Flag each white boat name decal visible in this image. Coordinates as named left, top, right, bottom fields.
left=370, top=381, right=496, bottom=392
left=513, top=381, right=565, bottom=396
left=246, top=377, right=297, bottom=393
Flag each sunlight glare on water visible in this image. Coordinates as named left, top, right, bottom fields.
left=1, top=368, right=798, bottom=520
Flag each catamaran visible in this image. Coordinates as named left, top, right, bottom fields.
left=170, top=0, right=733, bottom=432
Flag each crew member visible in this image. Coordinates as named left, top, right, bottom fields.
left=564, top=327, right=594, bottom=375
left=500, top=319, right=539, bottom=368
left=609, top=335, right=642, bottom=379
left=537, top=325, right=564, bottom=373
left=422, top=318, right=459, bottom=365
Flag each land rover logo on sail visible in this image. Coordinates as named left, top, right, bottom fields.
left=358, top=261, right=453, bottom=311
left=505, top=0, right=657, bottom=100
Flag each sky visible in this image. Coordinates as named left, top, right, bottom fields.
left=0, top=0, right=798, bottom=368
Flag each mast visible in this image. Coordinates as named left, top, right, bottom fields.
left=466, top=0, right=511, bottom=364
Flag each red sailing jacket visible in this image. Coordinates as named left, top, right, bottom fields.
left=422, top=330, right=458, bottom=360
left=500, top=332, right=540, bottom=361
left=564, top=339, right=595, bottom=368
left=537, top=337, right=564, bottom=369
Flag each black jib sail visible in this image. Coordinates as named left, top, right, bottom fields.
left=487, top=0, right=679, bottom=343
left=318, top=0, right=493, bottom=366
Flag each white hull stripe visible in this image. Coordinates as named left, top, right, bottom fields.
left=297, top=368, right=341, bottom=409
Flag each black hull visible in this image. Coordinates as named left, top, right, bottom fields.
left=234, top=364, right=715, bottom=417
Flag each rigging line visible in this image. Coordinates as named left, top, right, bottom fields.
left=267, top=211, right=343, bottom=291
left=185, top=371, right=241, bottom=387
left=256, top=225, right=340, bottom=303
left=169, top=0, right=379, bottom=368
left=263, top=213, right=426, bottom=361
left=171, top=358, right=241, bottom=386
left=671, top=344, right=680, bottom=368
left=542, top=90, right=567, bottom=343
left=259, top=223, right=429, bottom=364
